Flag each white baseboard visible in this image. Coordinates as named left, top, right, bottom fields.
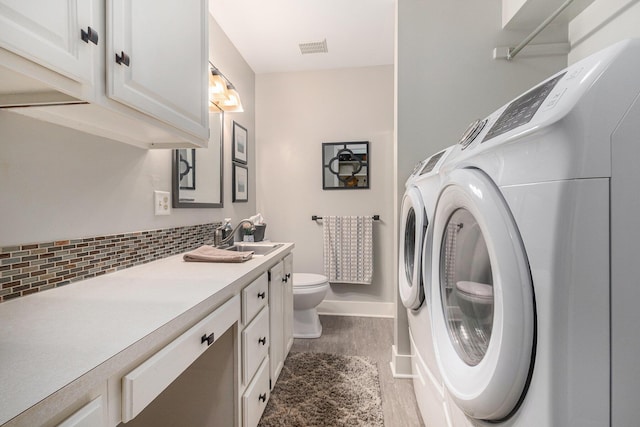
left=390, top=344, right=414, bottom=378
left=317, top=300, right=395, bottom=318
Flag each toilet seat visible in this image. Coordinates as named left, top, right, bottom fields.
left=293, top=273, right=328, bottom=290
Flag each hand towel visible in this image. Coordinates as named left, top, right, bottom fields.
left=323, top=216, right=373, bottom=284
left=183, top=245, right=253, bottom=263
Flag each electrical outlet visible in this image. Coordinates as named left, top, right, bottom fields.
left=154, top=191, right=171, bottom=216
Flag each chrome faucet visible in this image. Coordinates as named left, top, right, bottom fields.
left=217, top=219, right=255, bottom=247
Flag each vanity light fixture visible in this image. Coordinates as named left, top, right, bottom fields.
left=209, top=62, right=244, bottom=113
left=220, top=83, right=244, bottom=112
left=209, top=66, right=228, bottom=102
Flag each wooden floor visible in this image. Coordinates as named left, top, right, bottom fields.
left=290, top=315, right=425, bottom=427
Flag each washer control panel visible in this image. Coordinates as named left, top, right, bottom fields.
left=482, top=72, right=566, bottom=143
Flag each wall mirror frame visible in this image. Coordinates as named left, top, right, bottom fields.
left=322, top=141, right=370, bottom=190
left=172, top=109, right=224, bottom=208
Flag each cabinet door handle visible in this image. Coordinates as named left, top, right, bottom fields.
left=258, top=291, right=266, bottom=299
left=282, top=276, right=287, bottom=283
left=286, top=273, right=291, bottom=279
left=258, top=337, right=267, bottom=345
left=115, top=51, right=130, bottom=66
left=80, top=26, right=99, bottom=45
left=201, top=332, right=215, bottom=346
left=259, top=393, right=267, bottom=402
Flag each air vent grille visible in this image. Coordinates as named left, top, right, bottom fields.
left=299, top=39, right=328, bottom=55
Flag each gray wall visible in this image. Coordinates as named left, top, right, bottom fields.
left=0, top=16, right=256, bottom=247
left=255, top=66, right=395, bottom=316
left=569, top=0, right=640, bottom=63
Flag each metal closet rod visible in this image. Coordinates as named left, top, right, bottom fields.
left=312, top=215, right=380, bottom=221
left=508, top=0, right=575, bottom=60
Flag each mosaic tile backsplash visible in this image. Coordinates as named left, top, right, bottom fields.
left=0, top=222, right=221, bottom=303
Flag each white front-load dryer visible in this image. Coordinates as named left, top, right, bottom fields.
left=399, top=147, right=453, bottom=426
left=428, top=39, right=640, bottom=426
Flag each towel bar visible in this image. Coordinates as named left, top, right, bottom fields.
left=312, top=215, right=380, bottom=221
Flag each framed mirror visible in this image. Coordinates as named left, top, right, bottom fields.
left=172, top=110, right=224, bottom=208
left=322, top=141, right=369, bottom=189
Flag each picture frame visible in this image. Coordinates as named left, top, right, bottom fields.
left=232, top=121, right=248, bottom=164
left=177, top=148, right=196, bottom=190
left=322, top=141, right=370, bottom=190
left=232, top=163, right=248, bottom=202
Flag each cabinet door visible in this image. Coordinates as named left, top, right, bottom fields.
left=0, top=0, right=97, bottom=83
left=107, top=0, right=208, bottom=140
left=283, top=254, right=294, bottom=355
left=269, top=261, right=284, bottom=383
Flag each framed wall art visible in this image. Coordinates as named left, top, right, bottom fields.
left=232, top=121, right=248, bottom=164
left=233, top=163, right=248, bottom=202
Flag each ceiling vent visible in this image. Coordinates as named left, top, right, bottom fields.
left=299, top=39, right=328, bottom=55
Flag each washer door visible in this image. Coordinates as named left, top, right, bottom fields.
left=399, top=186, right=427, bottom=309
left=431, top=168, right=535, bottom=421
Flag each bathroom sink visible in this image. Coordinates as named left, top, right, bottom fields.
left=224, top=243, right=283, bottom=256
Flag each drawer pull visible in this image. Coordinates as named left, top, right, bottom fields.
left=258, top=337, right=267, bottom=346
left=201, top=332, right=215, bottom=346
left=282, top=276, right=288, bottom=283
left=258, top=291, right=266, bottom=299
left=259, top=393, right=267, bottom=403
left=115, top=51, right=130, bottom=66
left=80, top=26, right=99, bottom=45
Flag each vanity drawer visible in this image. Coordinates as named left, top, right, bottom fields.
left=242, top=356, right=270, bottom=427
left=57, top=396, right=104, bottom=427
left=121, top=294, right=240, bottom=423
left=243, top=272, right=268, bottom=325
left=242, top=306, right=270, bottom=385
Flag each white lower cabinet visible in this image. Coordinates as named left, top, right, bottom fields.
left=268, top=262, right=284, bottom=383
left=242, top=357, right=271, bottom=427
left=283, top=254, right=294, bottom=354
left=239, top=272, right=271, bottom=427
left=15, top=248, right=293, bottom=427
left=269, top=254, right=294, bottom=386
left=242, top=307, right=270, bottom=386
left=57, top=396, right=105, bottom=427
left=121, top=294, right=240, bottom=423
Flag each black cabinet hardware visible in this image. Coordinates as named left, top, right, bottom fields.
left=258, top=337, right=267, bottom=345
left=201, top=332, right=214, bottom=346
left=81, top=27, right=99, bottom=45
left=115, top=51, right=130, bottom=66
left=258, top=291, right=266, bottom=299
left=259, top=393, right=266, bottom=402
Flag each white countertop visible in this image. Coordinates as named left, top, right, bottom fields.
left=0, top=243, right=293, bottom=426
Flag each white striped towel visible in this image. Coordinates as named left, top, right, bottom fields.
left=323, top=216, right=373, bottom=285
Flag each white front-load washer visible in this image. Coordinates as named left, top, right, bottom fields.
left=399, top=146, right=453, bottom=426
left=428, top=39, right=640, bottom=426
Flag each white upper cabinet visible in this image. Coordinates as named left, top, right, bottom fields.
left=107, top=0, right=208, bottom=141
left=0, top=0, right=97, bottom=85
left=0, top=0, right=209, bottom=149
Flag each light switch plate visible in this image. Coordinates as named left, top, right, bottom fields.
left=154, top=191, right=171, bottom=216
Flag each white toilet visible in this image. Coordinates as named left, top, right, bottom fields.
left=292, top=273, right=329, bottom=338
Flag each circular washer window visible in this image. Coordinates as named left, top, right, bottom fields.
left=440, top=208, right=494, bottom=366
left=404, top=207, right=417, bottom=285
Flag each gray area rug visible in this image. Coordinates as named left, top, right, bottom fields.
left=258, top=352, right=384, bottom=427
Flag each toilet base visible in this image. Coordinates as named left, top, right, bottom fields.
left=293, top=308, right=323, bottom=338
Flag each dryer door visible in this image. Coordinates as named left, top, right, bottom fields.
left=399, top=186, right=427, bottom=309
left=431, top=168, right=535, bottom=421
